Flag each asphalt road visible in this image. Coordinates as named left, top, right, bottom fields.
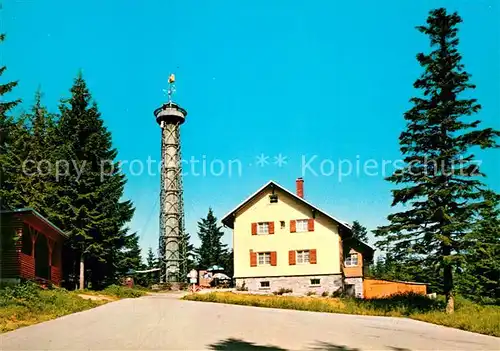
left=1, top=293, right=498, bottom=350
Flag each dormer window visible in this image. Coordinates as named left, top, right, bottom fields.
left=345, top=253, right=359, bottom=267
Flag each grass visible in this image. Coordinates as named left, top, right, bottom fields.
left=82, top=284, right=148, bottom=299
left=0, top=282, right=147, bottom=333
left=183, top=292, right=500, bottom=337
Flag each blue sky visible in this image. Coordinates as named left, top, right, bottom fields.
left=3, top=0, right=499, bottom=254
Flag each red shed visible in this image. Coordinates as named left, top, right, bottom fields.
left=0, top=208, right=67, bottom=286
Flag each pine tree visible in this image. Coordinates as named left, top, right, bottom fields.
left=195, top=208, right=227, bottom=269
left=52, top=74, right=135, bottom=289
left=14, top=91, right=59, bottom=213
left=351, top=221, right=368, bottom=242
left=179, top=231, right=195, bottom=280
left=0, top=33, right=22, bottom=210
left=144, top=247, right=159, bottom=287
left=146, top=247, right=157, bottom=269
left=374, top=8, right=499, bottom=313
left=457, top=191, right=500, bottom=303
left=116, top=232, right=143, bottom=277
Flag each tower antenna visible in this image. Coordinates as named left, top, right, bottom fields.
left=154, top=73, right=187, bottom=284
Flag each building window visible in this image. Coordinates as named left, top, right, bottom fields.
left=260, top=281, right=270, bottom=289
left=257, top=222, right=269, bottom=235
left=258, top=252, right=271, bottom=265
left=310, top=278, right=320, bottom=286
left=296, top=250, right=310, bottom=264
left=296, top=219, right=308, bottom=232
left=280, top=221, right=285, bottom=229
left=345, top=253, right=359, bottom=267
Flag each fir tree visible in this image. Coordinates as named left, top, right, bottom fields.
left=0, top=33, right=21, bottom=209
left=195, top=208, right=227, bottom=269
left=351, top=220, right=368, bottom=242
left=179, top=231, right=195, bottom=279
left=374, top=8, right=499, bottom=313
left=14, top=91, right=59, bottom=213
left=53, top=74, right=135, bottom=289
left=144, top=247, right=159, bottom=287
left=116, top=232, right=143, bottom=277
left=457, top=191, right=500, bottom=303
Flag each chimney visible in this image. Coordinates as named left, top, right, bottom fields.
left=296, top=177, right=304, bottom=198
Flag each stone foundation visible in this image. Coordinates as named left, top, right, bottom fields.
left=344, top=277, right=363, bottom=298
left=236, top=275, right=343, bottom=295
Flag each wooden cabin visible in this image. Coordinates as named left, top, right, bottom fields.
left=0, top=208, right=67, bottom=286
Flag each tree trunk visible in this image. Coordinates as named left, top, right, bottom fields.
left=446, top=291, right=455, bottom=314
left=443, top=245, right=454, bottom=314
left=79, top=255, right=84, bottom=290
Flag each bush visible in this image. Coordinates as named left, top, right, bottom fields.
left=273, top=288, right=292, bottom=295
left=306, top=291, right=316, bottom=296
left=102, top=285, right=147, bottom=298
left=321, top=291, right=329, bottom=297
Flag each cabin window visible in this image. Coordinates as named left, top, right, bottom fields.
left=257, top=222, right=269, bottom=235
left=296, top=219, right=308, bottom=232
left=257, top=252, right=271, bottom=265
left=296, top=250, right=310, bottom=264
left=310, top=278, right=320, bottom=286
left=280, top=221, right=285, bottom=229
left=260, top=281, right=270, bottom=289
left=21, top=228, right=32, bottom=255
left=345, top=253, right=359, bottom=267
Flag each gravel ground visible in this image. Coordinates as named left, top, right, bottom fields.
left=1, top=293, right=498, bottom=350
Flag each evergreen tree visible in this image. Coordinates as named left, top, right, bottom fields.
left=115, top=232, right=143, bottom=277
left=222, top=248, right=234, bottom=278
left=351, top=220, right=368, bottom=242
left=144, top=247, right=159, bottom=287
left=457, top=191, right=500, bottom=303
left=146, top=247, right=157, bottom=269
left=179, top=231, right=195, bottom=279
left=0, top=33, right=22, bottom=210
left=195, top=208, right=227, bottom=269
left=13, top=91, right=59, bottom=213
left=374, top=8, right=499, bottom=313
left=52, top=74, right=135, bottom=289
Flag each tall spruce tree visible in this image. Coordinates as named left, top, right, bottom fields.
left=351, top=220, right=368, bottom=242
left=195, top=208, right=227, bottom=269
left=374, top=8, right=499, bottom=313
left=179, top=231, right=195, bottom=279
left=53, top=74, right=135, bottom=289
left=14, top=91, right=59, bottom=213
left=457, top=191, right=500, bottom=303
left=0, top=33, right=22, bottom=210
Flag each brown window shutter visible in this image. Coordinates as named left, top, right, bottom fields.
left=270, top=251, right=277, bottom=266
left=288, top=250, right=296, bottom=265
left=251, top=223, right=257, bottom=235
left=308, top=218, right=315, bottom=231
left=268, top=221, right=275, bottom=234
left=290, top=220, right=296, bottom=233
left=250, top=251, right=257, bottom=267
left=310, top=249, right=317, bottom=264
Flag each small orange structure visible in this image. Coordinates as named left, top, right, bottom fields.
left=363, top=278, right=427, bottom=299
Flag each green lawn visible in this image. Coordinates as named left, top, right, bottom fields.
left=0, top=283, right=147, bottom=333
left=183, top=292, right=500, bottom=337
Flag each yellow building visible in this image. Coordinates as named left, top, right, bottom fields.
left=222, top=178, right=374, bottom=297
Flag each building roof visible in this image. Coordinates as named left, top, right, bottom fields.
left=221, top=180, right=374, bottom=252
left=0, top=207, right=68, bottom=238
